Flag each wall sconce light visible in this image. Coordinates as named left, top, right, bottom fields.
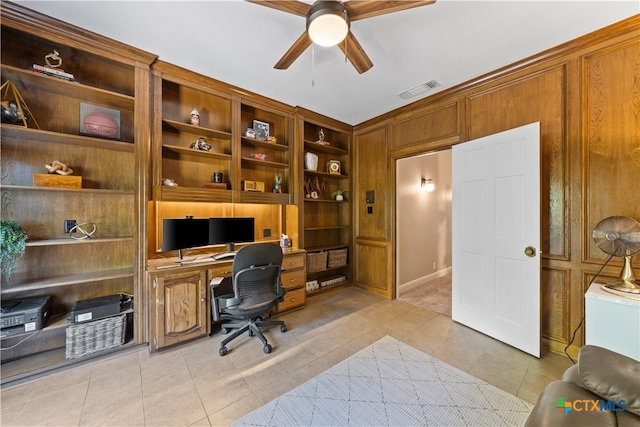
left=421, top=177, right=435, bottom=192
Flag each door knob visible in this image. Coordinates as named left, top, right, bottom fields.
left=524, top=246, right=537, bottom=257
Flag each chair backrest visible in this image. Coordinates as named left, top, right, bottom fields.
left=230, top=243, right=284, bottom=310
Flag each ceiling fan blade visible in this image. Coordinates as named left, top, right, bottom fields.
left=346, top=0, right=436, bottom=21
left=245, top=0, right=311, bottom=17
left=274, top=31, right=313, bottom=70
left=338, top=31, right=374, bottom=74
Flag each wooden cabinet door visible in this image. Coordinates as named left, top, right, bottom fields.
left=149, top=270, right=209, bottom=350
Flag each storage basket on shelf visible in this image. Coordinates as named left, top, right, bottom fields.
left=65, top=314, right=127, bottom=360
left=306, top=251, right=328, bottom=272
left=327, top=248, right=348, bottom=268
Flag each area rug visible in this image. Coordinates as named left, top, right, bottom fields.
left=398, top=273, right=452, bottom=317
left=233, top=336, right=533, bottom=426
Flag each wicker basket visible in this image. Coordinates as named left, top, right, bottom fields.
left=307, top=251, right=328, bottom=272
left=328, top=248, right=348, bottom=268
left=66, top=314, right=126, bottom=360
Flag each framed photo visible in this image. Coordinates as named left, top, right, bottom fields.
left=328, top=160, right=341, bottom=175
left=252, top=120, right=269, bottom=141
left=80, top=102, right=120, bottom=140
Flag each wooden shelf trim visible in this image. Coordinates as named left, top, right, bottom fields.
left=162, top=144, right=232, bottom=160
left=304, top=198, right=350, bottom=203
left=159, top=185, right=233, bottom=203
left=242, top=137, right=289, bottom=151
left=303, top=141, right=348, bottom=155
left=26, top=237, right=134, bottom=247
left=304, top=244, right=350, bottom=252
left=0, top=125, right=135, bottom=150
left=241, top=157, right=289, bottom=168
left=304, top=170, right=349, bottom=179
left=1, top=64, right=135, bottom=109
left=162, top=119, right=232, bottom=141
left=1, top=268, right=134, bottom=294
left=0, top=308, right=134, bottom=339
left=1, top=185, right=134, bottom=195
left=304, top=225, right=349, bottom=231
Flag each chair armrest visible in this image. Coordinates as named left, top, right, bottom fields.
left=578, top=345, right=640, bottom=416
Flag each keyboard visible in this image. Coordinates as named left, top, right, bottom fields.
left=212, top=251, right=236, bottom=261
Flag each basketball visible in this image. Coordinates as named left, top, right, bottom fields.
left=83, top=112, right=119, bottom=138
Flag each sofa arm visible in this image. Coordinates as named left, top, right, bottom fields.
left=525, top=381, right=617, bottom=426
left=578, top=345, right=640, bottom=416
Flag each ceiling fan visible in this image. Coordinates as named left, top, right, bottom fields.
left=247, top=0, right=436, bottom=74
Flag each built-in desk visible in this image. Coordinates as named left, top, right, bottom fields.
left=146, top=248, right=305, bottom=351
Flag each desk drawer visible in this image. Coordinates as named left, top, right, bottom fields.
left=282, top=253, right=305, bottom=270
left=277, top=287, right=306, bottom=312
left=281, top=269, right=305, bottom=290
left=207, top=265, right=233, bottom=280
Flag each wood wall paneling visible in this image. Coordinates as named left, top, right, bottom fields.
left=354, top=16, right=639, bottom=356
left=354, top=126, right=389, bottom=240
left=584, top=40, right=640, bottom=263
left=355, top=241, right=392, bottom=297
left=540, top=267, right=570, bottom=345
left=390, top=102, right=459, bottom=150
left=466, top=66, right=568, bottom=259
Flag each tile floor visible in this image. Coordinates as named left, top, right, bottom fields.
left=0, top=286, right=573, bottom=426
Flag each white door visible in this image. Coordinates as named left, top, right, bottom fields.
left=452, top=122, right=541, bottom=357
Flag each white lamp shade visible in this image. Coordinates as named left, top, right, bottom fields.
left=308, top=13, right=349, bottom=46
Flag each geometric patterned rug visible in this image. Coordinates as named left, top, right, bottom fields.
left=233, top=336, right=533, bottom=426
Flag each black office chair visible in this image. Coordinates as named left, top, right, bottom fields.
left=211, top=243, right=287, bottom=356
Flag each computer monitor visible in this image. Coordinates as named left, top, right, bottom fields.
left=161, top=217, right=210, bottom=260
left=209, top=217, right=255, bottom=253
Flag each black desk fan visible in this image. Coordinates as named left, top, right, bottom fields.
left=592, top=215, right=640, bottom=293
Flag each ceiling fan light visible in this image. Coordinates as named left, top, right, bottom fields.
left=307, top=1, right=350, bottom=47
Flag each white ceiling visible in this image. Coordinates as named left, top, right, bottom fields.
left=15, top=1, right=639, bottom=125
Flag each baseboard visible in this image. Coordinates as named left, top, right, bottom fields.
left=399, top=267, right=452, bottom=293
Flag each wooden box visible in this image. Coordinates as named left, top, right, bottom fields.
left=242, top=180, right=265, bottom=192
left=33, top=173, right=82, bottom=188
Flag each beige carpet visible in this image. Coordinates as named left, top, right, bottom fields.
left=233, top=336, right=533, bottom=426
left=398, top=273, right=452, bottom=317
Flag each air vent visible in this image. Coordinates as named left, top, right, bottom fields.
left=398, top=79, right=442, bottom=100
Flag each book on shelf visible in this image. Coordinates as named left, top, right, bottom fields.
left=29, top=64, right=78, bottom=82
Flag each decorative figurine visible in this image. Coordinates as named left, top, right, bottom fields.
left=267, top=135, right=277, bottom=144
left=44, top=50, right=63, bottom=68
left=45, top=160, right=74, bottom=175
left=162, top=178, right=178, bottom=187
left=246, top=128, right=255, bottom=138
left=318, top=128, right=325, bottom=142
left=190, top=136, right=211, bottom=151
left=190, top=107, right=200, bottom=126
left=273, top=174, right=282, bottom=193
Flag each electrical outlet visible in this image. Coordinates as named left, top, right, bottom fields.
left=263, top=228, right=271, bottom=237
left=64, top=219, right=77, bottom=233
left=432, top=262, right=436, bottom=270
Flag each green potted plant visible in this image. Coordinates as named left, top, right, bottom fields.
left=331, top=189, right=347, bottom=201
left=1, top=220, right=28, bottom=281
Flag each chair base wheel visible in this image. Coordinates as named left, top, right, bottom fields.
left=219, top=346, right=228, bottom=356
left=281, top=325, right=287, bottom=333
left=221, top=328, right=229, bottom=334
left=263, top=344, right=272, bottom=354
